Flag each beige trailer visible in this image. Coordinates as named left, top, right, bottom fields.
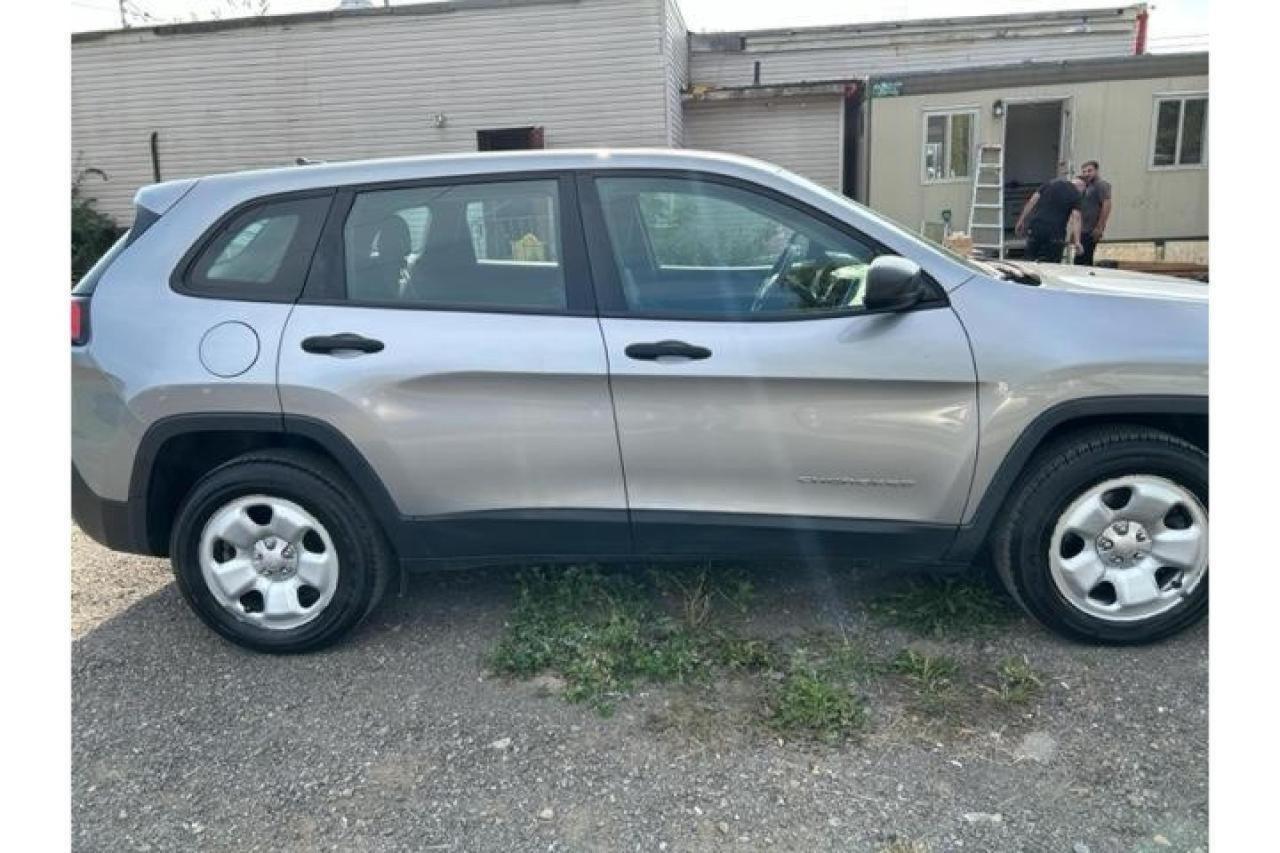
left=864, top=53, right=1208, bottom=247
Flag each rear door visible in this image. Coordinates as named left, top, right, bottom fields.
left=579, top=172, right=979, bottom=559
left=278, top=173, right=628, bottom=561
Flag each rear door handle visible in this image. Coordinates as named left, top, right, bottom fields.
left=624, top=340, right=712, bottom=361
left=301, top=333, right=385, bottom=355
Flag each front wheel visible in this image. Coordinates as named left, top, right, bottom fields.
left=992, top=425, right=1208, bottom=644
left=170, top=449, right=392, bottom=653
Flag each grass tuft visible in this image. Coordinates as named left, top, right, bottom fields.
left=709, top=632, right=779, bottom=672
left=652, top=565, right=755, bottom=631
left=768, top=663, right=868, bottom=743
left=983, top=655, right=1045, bottom=705
left=868, top=577, right=1016, bottom=637
left=890, top=648, right=959, bottom=691
left=489, top=566, right=709, bottom=715
left=889, top=648, right=961, bottom=713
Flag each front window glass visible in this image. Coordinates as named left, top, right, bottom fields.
left=595, top=176, right=883, bottom=318
left=772, top=164, right=993, bottom=277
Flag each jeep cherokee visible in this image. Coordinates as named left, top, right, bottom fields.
left=71, top=150, right=1208, bottom=652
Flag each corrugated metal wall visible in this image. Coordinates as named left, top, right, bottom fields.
left=684, top=96, right=843, bottom=191
left=690, top=8, right=1140, bottom=88
left=72, top=0, right=671, bottom=223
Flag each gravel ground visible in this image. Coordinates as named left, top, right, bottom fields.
left=71, top=526, right=1207, bottom=853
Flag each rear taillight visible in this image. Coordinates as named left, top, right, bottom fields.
left=71, top=297, right=90, bottom=346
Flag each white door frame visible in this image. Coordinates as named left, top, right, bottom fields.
left=999, top=95, right=1076, bottom=177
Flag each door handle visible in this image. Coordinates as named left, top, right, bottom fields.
left=301, top=333, right=385, bottom=355
left=624, top=340, right=712, bottom=361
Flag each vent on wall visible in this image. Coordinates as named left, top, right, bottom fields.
left=477, top=127, right=545, bottom=151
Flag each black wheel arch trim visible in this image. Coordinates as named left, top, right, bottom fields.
left=128, top=412, right=410, bottom=557
left=125, top=396, right=1206, bottom=566
left=73, top=464, right=136, bottom=553
left=945, top=393, right=1208, bottom=563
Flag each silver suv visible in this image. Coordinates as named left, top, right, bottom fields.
left=71, top=150, right=1208, bottom=652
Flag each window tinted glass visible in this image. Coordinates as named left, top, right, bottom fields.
left=636, top=192, right=783, bottom=268
left=207, top=216, right=296, bottom=283
left=595, top=176, right=883, bottom=318
left=343, top=179, right=565, bottom=309
left=186, top=195, right=330, bottom=299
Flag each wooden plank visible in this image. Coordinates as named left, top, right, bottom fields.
left=1100, top=260, right=1209, bottom=282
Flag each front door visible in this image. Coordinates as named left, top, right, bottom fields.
left=278, top=174, right=628, bottom=561
left=580, top=172, right=979, bottom=559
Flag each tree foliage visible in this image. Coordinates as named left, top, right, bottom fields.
left=71, top=167, right=121, bottom=284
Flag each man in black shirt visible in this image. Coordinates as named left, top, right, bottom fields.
left=1015, top=174, right=1083, bottom=263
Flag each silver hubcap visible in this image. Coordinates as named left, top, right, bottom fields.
left=1049, top=475, right=1207, bottom=622
left=198, top=495, right=340, bottom=630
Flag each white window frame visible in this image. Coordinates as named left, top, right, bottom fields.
left=920, top=107, right=979, bottom=185
left=1149, top=92, right=1208, bottom=171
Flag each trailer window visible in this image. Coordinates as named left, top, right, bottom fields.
left=922, top=110, right=976, bottom=183
left=1151, top=94, right=1207, bottom=168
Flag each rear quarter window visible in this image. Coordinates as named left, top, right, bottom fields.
left=179, top=194, right=331, bottom=301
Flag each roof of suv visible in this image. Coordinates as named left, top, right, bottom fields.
left=200, top=148, right=787, bottom=194
left=134, top=146, right=986, bottom=293
left=135, top=148, right=797, bottom=219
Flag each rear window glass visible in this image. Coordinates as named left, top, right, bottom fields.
left=183, top=195, right=330, bottom=300
left=341, top=179, right=565, bottom=310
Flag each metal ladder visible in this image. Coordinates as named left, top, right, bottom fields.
left=968, top=143, right=1006, bottom=259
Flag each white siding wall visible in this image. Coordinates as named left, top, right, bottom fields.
left=72, top=0, right=670, bottom=223
left=691, top=9, right=1139, bottom=88
left=662, top=0, right=688, bottom=145
left=685, top=96, right=843, bottom=191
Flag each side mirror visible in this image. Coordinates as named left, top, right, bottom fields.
left=864, top=256, right=927, bottom=312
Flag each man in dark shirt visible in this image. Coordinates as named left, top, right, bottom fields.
left=1076, top=160, right=1113, bottom=266
left=1015, top=172, right=1083, bottom=263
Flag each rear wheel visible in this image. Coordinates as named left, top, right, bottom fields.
left=992, top=425, right=1208, bottom=644
left=170, top=449, right=391, bottom=653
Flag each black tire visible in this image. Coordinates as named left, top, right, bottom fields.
left=170, top=449, right=392, bottom=653
left=991, top=424, right=1208, bottom=645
